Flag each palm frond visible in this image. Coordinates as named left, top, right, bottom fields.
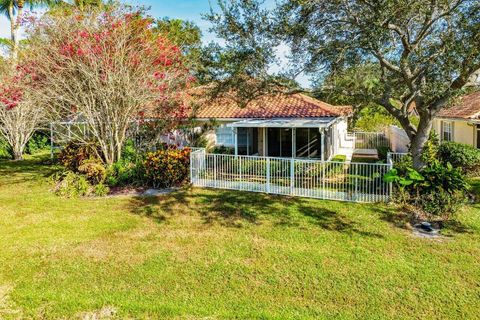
left=0, top=37, right=12, bottom=49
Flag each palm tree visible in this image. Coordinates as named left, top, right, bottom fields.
left=72, top=0, right=102, bottom=11
left=0, top=0, right=60, bottom=59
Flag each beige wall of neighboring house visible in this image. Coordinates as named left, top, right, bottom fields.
left=433, top=118, right=477, bottom=146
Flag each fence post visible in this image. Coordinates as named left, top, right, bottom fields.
left=214, top=154, right=217, bottom=186
left=387, top=156, right=394, bottom=201
left=239, top=156, right=242, bottom=186
left=354, top=164, right=359, bottom=201
left=322, top=160, right=325, bottom=194
left=266, top=158, right=271, bottom=193
left=290, top=158, right=295, bottom=195
left=190, top=151, right=194, bottom=184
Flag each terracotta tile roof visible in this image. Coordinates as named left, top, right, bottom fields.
left=192, top=93, right=352, bottom=119
left=437, top=91, right=480, bottom=120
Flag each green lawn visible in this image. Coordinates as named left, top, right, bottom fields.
left=1, top=157, right=480, bottom=319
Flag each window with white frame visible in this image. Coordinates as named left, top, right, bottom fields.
left=215, top=126, right=235, bottom=146
left=441, top=121, right=453, bottom=142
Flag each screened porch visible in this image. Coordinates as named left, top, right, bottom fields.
left=224, top=118, right=340, bottom=161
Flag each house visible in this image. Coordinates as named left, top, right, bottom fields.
left=188, top=93, right=353, bottom=161
left=433, top=91, right=480, bottom=148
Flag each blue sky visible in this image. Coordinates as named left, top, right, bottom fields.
left=124, top=0, right=218, bottom=42
left=0, top=1, right=217, bottom=43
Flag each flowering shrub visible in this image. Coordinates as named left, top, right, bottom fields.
left=144, top=148, right=191, bottom=188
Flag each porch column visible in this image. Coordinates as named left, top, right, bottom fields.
left=262, top=127, right=267, bottom=156
left=320, top=128, right=325, bottom=161
left=292, top=128, right=296, bottom=158
left=234, top=127, right=238, bottom=156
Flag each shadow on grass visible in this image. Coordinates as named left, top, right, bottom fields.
left=374, top=205, right=474, bottom=235
left=127, top=187, right=384, bottom=238
left=0, top=156, right=60, bottom=184
left=297, top=203, right=384, bottom=238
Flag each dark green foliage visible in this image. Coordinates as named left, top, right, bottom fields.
left=438, top=142, right=480, bottom=175
left=206, top=0, right=480, bottom=168
left=105, top=160, right=145, bottom=187
left=384, top=162, right=469, bottom=219
left=376, top=146, right=390, bottom=162
left=25, top=132, right=50, bottom=155
left=0, top=137, right=12, bottom=159
left=211, top=146, right=235, bottom=155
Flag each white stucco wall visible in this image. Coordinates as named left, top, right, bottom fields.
left=433, top=118, right=476, bottom=146
left=387, top=125, right=410, bottom=153
left=334, top=118, right=353, bottom=151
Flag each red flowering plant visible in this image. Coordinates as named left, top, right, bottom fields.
left=24, top=5, right=194, bottom=165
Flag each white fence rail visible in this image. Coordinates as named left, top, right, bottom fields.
left=190, top=150, right=392, bottom=203
left=348, top=132, right=390, bottom=150
left=387, top=152, right=409, bottom=164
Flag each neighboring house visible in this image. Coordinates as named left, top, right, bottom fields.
left=434, top=91, right=480, bottom=148
left=188, top=93, right=353, bottom=161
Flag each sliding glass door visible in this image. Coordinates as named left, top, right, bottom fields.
left=267, top=128, right=292, bottom=157
left=295, top=128, right=322, bottom=158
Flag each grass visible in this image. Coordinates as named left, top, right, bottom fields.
left=1, top=156, right=480, bottom=319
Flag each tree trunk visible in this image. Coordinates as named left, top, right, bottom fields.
left=8, top=4, right=17, bottom=60
left=409, top=113, right=433, bottom=170
left=12, top=146, right=24, bottom=161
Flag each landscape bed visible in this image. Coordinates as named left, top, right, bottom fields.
left=0, top=156, right=479, bottom=319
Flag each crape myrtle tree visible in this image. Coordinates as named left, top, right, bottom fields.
left=23, top=6, right=194, bottom=164
left=205, top=0, right=480, bottom=169
left=0, top=62, right=44, bottom=160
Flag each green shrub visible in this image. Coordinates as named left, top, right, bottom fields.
left=144, top=148, right=191, bottom=188
left=0, top=137, right=12, bottom=159
left=93, top=182, right=110, bottom=197
left=106, top=159, right=145, bottom=187
left=376, top=146, right=390, bottom=162
left=54, top=171, right=92, bottom=198
left=331, top=155, right=346, bottom=162
left=211, top=146, right=234, bottom=155
left=384, top=162, right=469, bottom=220
left=421, top=131, right=440, bottom=165
left=438, top=142, right=480, bottom=175
left=25, top=132, right=50, bottom=155
left=53, top=171, right=111, bottom=198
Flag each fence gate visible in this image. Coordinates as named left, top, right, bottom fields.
left=190, top=149, right=392, bottom=203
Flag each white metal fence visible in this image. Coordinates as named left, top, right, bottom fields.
left=190, top=149, right=392, bottom=203
left=387, top=152, right=410, bottom=164
left=348, top=132, right=390, bottom=150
